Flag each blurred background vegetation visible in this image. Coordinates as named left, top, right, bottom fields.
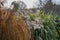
left=29, top=11, right=60, bottom=40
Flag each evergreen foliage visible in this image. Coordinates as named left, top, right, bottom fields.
left=29, top=11, right=60, bottom=40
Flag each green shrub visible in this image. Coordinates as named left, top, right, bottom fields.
left=29, top=11, right=60, bottom=40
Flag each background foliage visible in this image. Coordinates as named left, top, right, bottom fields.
left=28, top=11, right=60, bottom=40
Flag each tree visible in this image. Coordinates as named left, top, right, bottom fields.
left=0, top=0, right=6, bottom=8
left=43, top=0, right=54, bottom=13
left=11, top=1, right=27, bottom=11
left=34, top=0, right=48, bottom=8
left=34, top=0, right=54, bottom=13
